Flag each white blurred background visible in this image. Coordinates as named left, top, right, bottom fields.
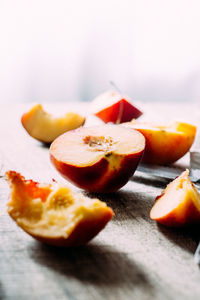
left=1, top=0, right=200, bottom=103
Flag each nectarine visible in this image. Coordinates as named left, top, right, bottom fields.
left=91, top=91, right=142, bottom=124
left=150, top=169, right=200, bottom=227
left=21, top=104, right=85, bottom=143
left=6, top=171, right=114, bottom=246
left=123, top=121, right=196, bottom=165
left=50, top=124, right=145, bottom=192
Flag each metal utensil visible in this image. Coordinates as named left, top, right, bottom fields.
left=137, top=160, right=200, bottom=183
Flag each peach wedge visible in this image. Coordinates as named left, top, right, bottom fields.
left=150, top=170, right=200, bottom=227
left=6, top=171, right=114, bottom=246
left=50, top=124, right=145, bottom=193
left=21, top=104, right=85, bottom=143
left=124, top=121, right=196, bottom=165
left=91, top=91, right=142, bottom=124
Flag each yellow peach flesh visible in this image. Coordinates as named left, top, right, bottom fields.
left=7, top=172, right=113, bottom=241
left=150, top=170, right=200, bottom=221
left=22, top=104, right=85, bottom=143
left=8, top=184, right=111, bottom=238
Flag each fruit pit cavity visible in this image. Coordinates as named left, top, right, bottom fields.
left=83, top=135, right=116, bottom=153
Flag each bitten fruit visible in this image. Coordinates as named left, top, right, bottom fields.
left=150, top=169, right=200, bottom=227
left=6, top=171, right=114, bottom=246
left=124, top=121, right=196, bottom=165
left=91, top=91, right=142, bottom=124
left=21, top=104, right=85, bottom=143
left=50, top=124, right=145, bottom=192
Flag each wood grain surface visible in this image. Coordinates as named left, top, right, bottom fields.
left=0, top=102, right=200, bottom=300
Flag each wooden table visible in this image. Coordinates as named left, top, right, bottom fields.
left=0, top=102, right=200, bottom=300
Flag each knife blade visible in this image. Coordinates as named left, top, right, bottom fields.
left=136, top=152, right=200, bottom=184
left=137, top=163, right=184, bottom=181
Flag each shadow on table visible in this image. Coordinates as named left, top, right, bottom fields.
left=86, top=190, right=154, bottom=223
left=132, top=174, right=170, bottom=189
left=38, top=142, right=51, bottom=149
left=157, top=223, right=199, bottom=254
left=0, top=282, right=6, bottom=299
left=29, top=242, right=154, bottom=292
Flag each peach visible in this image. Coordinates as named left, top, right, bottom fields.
left=6, top=171, right=114, bottom=246
left=50, top=124, right=145, bottom=192
left=90, top=91, right=142, bottom=124
left=123, top=121, right=196, bottom=165
left=21, top=104, right=85, bottom=143
left=150, top=169, right=200, bottom=227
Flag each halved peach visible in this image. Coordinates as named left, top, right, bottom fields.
left=6, top=171, right=114, bottom=246
left=50, top=124, right=145, bottom=192
left=21, top=104, right=85, bottom=143
left=90, top=91, right=142, bottom=124
left=123, top=121, right=196, bottom=165
left=150, top=169, right=200, bottom=227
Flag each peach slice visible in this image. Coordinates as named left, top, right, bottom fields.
left=91, top=91, right=142, bottom=124
left=50, top=124, right=145, bottom=192
left=150, top=170, right=200, bottom=227
left=6, top=171, right=114, bottom=246
left=21, top=104, right=85, bottom=143
left=123, top=121, right=196, bottom=165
